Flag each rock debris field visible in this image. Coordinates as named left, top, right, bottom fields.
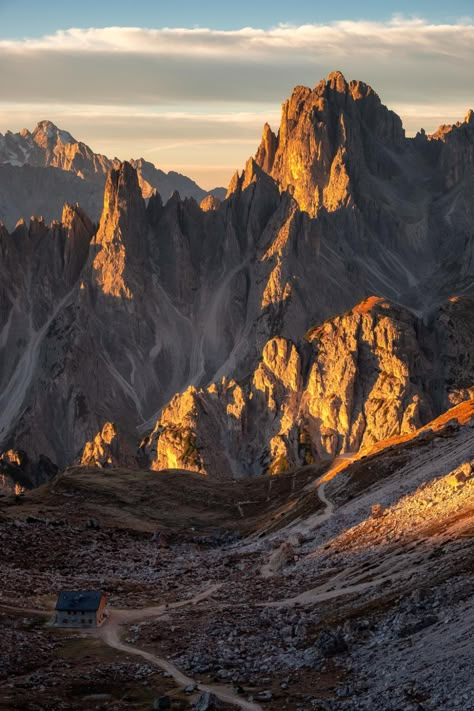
left=1, top=413, right=473, bottom=710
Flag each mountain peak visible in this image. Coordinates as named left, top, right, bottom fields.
left=99, top=161, right=145, bottom=242
left=34, top=119, right=59, bottom=132
left=255, top=123, right=278, bottom=174
left=326, top=70, right=349, bottom=92
left=93, top=162, right=147, bottom=298
left=253, top=72, right=404, bottom=215
left=32, top=120, right=76, bottom=146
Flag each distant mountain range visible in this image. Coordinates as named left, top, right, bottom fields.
left=0, top=120, right=225, bottom=229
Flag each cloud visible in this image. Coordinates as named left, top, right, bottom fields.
left=1, top=18, right=473, bottom=58
left=0, top=19, right=472, bottom=107
left=0, top=18, right=472, bottom=187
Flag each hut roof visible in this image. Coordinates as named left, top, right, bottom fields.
left=55, top=590, right=103, bottom=611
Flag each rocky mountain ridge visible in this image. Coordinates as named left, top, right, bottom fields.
left=254, top=71, right=404, bottom=216
left=0, top=120, right=225, bottom=229
left=141, top=296, right=474, bottom=477
left=0, top=71, right=473, bottom=486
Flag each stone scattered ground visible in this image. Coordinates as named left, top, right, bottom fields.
left=0, top=408, right=473, bottom=710
left=0, top=610, right=184, bottom=710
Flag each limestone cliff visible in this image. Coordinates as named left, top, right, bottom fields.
left=80, top=422, right=138, bottom=469
left=0, top=73, right=473, bottom=487
left=143, top=297, right=473, bottom=477
left=92, top=162, right=148, bottom=298
left=428, top=109, right=474, bottom=189
left=253, top=71, right=404, bottom=216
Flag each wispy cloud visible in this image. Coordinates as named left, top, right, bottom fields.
left=1, top=18, right=473, bottom=57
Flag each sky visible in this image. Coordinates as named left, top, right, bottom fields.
left=0, top=1, right=473, bottom=189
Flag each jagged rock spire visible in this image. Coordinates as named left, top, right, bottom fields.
left=252, top=71, right=404, bottom=215
left=93, top=162, right=148, bottom=298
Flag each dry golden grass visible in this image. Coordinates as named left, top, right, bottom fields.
left=3, top=462, right=327, bottom=534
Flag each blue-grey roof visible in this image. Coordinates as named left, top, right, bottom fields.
left=55, top=590, right=104, bottom=611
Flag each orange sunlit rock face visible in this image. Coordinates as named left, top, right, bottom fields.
left=80, top=422, right=138, bottom=469
left=92, top=162, right=147, bottom=298
left=141, top=296, right=472, bottom=478
left=1, top=450, right=22, bottom=467
left=0, top=71, right=473, bottom=483
left=250, top=71, right=404, bottom=216
left=200, top=194, right=221, bottom=212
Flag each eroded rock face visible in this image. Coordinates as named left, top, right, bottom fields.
left=0, top=159, right=285, bottom=476
left=92, top=162, right=148, bottom=298
left=0, top=164, right=105, bottom=230
left=303, top=298, right=429, bottom=457
left=0, top=449, right=58, bottom=490
left=253, top=71, right=404, bottom=216
left=0, top=73, right=473, bottom=485
left=200, top=194, right=221, bottom=212
left=430, top=297, right=474, bottom=408
left=80, top=422, right=138, bottom=469
left=0, top=203, right=96, bottom=475
left=143, top=297, right=474, bottom=477
left=428, top=109, right=474, bottom=189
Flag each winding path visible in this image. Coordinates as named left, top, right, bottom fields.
left=294, top=479, right=335, bottom=533
left=99, top=620, right=261, bottom=710
left=93, top=585, right=262, bottom=711
left=259, top=456, right=350, bottom=576
left=1, top=585, right=261, bottom=711
left=263, top=548, right=420, bottom=608
left=259, top=452, right=430, bottom=602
